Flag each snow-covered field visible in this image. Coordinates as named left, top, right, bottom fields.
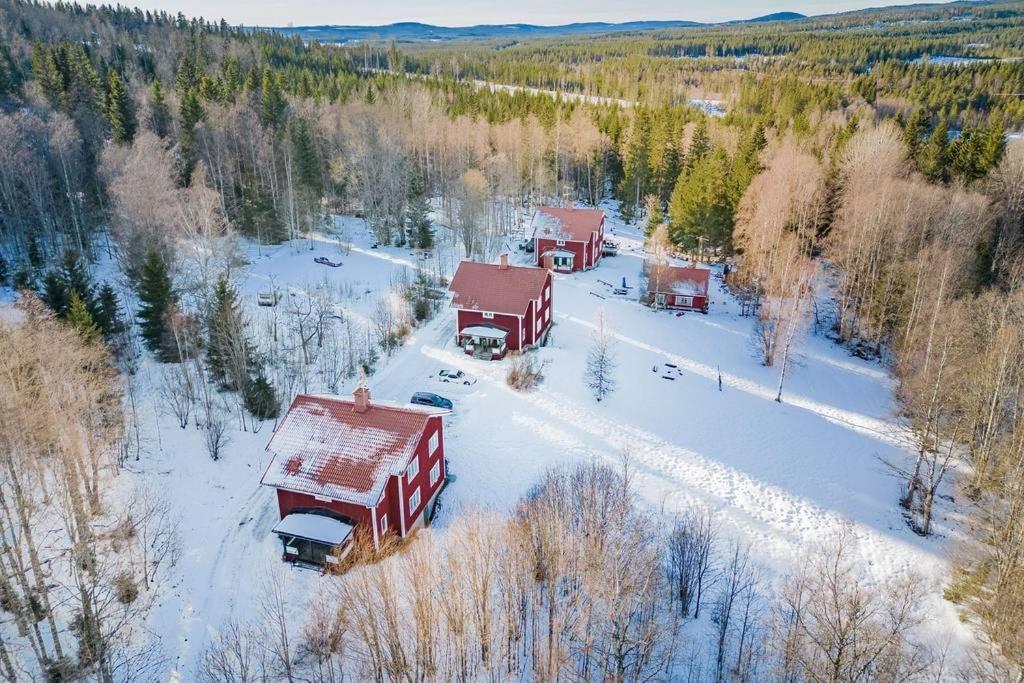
left=111, top=209, right=970, bottom=677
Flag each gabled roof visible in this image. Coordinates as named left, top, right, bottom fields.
left=448, top=260, right=549, bottom=316
left=645, top=262, right=711, bottom=297
left=531, top=206, right=605, bottom=243
left=261, top=394, right=441, bottom=507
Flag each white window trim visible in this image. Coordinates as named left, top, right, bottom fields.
left=482, top=311, right=494, bottom=319
left=430, top=461, right=441, bottom=486
left=380, top=514, right=388, bottom=533
left=555, top=239, right=566, bottom=247
left=428, top=432, right=439, bottom=455
left=409, top=487, right=421, bottom=513
left=406, top=457, right=420, bottom=481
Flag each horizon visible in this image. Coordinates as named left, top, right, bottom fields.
left=114, top=0, right=962, bottom=28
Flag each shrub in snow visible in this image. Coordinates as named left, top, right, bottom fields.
left=506, top=352, right=544, bottom=391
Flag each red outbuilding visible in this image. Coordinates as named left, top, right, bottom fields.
left=448, top=254, right=553, bottom=360
left=643, top=261, right=711, bottom=313
left=531, top=205, right=605, bottom=273
left=260, top=387, right=448, bottom=565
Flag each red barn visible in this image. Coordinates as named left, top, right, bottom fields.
left=448, top=254, right=553, bottom=360
left=260, top=387, right=448, bottom=565
left=643, top=262, right=711, bottom=313
left=531, top=205, right=605, bottom=273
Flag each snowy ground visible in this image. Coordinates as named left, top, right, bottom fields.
left=95, top=207, right=971, bottom=677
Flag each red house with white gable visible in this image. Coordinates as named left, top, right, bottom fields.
left=532, top=205, right=605, bottom=273
left=260, top=387, right=447, bottom=565
left=448, top=254, right=553, bottom=360
left=642, top=261, right=711, bottom=313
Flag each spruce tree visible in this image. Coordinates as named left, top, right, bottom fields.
left=260, top=67, right=286, bottom=130
left=206, top=273, right=248, bottom=389
left=686, top=120, right=711, bottom=170
left=136, top=249, right=175, bottom=360
left=67, top=290, right=100, bottom=341
left=920, top=122, right=950, bottom=183
left=244, top=373, right=279, bottom=420
left=903, top=108, right=929, bottom=158
left=95, top=283, right=124, bottom=336
left=406, top=172, right=433, bottom=249
left=105, top=70, right=136, bottom=144
left=148, top=80, right=171, bottom=138
left=668, top=147, right=734, bottom=255
left=179, top=88, right=204, bottom=182
left=618, top=108, right=651, bottom=223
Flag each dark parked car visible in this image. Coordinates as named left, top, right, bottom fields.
left=410, top=392, right=453, bottom=410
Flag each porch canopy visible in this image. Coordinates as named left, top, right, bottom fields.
left=273, top=513, right=354, bottom=546
left=460, top=324, right=509, bottom=341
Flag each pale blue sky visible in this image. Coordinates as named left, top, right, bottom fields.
left=133, top=0, right=954, bottom=27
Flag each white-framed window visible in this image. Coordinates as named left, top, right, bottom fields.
left=676, top=295, right=693, bottom=307
left=406, top=457, right=419, bottom=481
left=553, top=254, right=572, bottom=269
left=482, top=311, right=494, bottom=319
left=430, top=461, right=441, bottom=485
left=556, top=239, right=566, bottom=247
left=544, top=285, right=550, bottom=301
left=380, top=514, right=388, bottom=533
left=428, top=431, right=439, bottom=455
left=409, top=487, right=421, bottom=512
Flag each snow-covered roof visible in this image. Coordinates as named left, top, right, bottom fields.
left=460, top=325, right=509, bottom=339
left=272, top=513, right=354, bottom=545
left=530, top=206, right=604, bottom=243
left=261, top=392, right=439, bottom=507
left=544, top=249, right=576, bottom=259
left=644, top=262, right=710, bottom=297
left=449, top=260, right=549, bottom=316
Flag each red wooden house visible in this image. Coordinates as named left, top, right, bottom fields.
left=642, top=262, right=711, bottom=313
left=448, top=254, right=553, bottom=360
left=260, top=387, right=448, bottom=565
left=531, top=205, right=605, bottom=273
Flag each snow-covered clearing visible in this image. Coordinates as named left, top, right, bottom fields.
left=109, top=210, right=969, bottom=676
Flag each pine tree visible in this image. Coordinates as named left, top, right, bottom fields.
left=136, top=249, right=175, bottom=360
left=67, top=290, right=100, bottom=341
left=148, top=80, right=171, bottom=138
left=406, top=172, right=433, bottom=249
left=105, top=70, right=136, bottom=144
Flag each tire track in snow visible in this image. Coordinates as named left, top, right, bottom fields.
left=419, top=342, right=944, bottom=591
left=557, top=312, right=913, bottom=450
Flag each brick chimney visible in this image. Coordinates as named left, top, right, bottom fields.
left=499, top=253, right=509, bottom=270
left=353, top=385, right=371, bottom=413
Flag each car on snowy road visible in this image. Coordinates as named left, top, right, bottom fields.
left=410, top=392, right=454, bottom=410
left=313, top=256, right=342, bottom=267
left=436, top=369, right=476, bottom=385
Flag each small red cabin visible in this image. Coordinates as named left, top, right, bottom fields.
left=448, top=254, right=553, bottom=360
left=260, top=387, right=448, bottom=565
left=643, top=262, right=711, bottom=313
left=532, top=205, right=605, bottom=273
